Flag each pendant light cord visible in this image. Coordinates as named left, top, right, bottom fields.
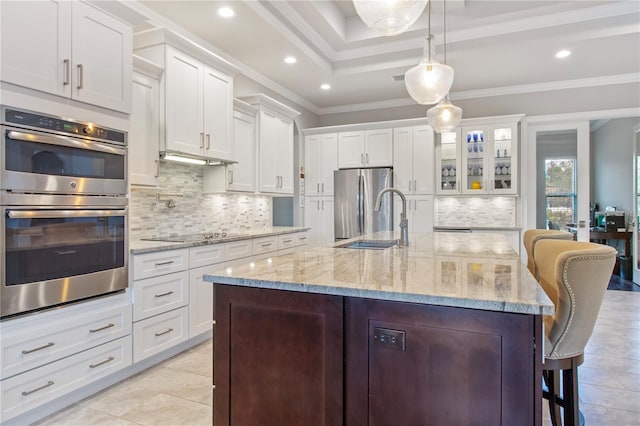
left=426, top=1, right=432, bottom=62
left=443, top=0, right=447, bottom=65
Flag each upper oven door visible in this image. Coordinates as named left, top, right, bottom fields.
left=1, top=125, right=127, bottom=195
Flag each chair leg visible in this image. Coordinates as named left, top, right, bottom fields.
left=544, top=370, right=562, bottom=426
left=562, top=359, right=580, bottom=426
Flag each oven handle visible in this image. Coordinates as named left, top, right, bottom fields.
left=7, top=130, right=126, bottom=156
left=7, top=209, right=127, bottom=219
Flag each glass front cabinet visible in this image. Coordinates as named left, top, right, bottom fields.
left=436, top=116, right=522, bottom=195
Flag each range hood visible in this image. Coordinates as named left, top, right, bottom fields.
left=160, top=151, right=237, bottom=166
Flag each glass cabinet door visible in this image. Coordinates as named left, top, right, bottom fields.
left=462, top=128, right=487, bottom=193
left=435, top=130, right=461, bottom=194
left=491, top=126, right=514, bottom=192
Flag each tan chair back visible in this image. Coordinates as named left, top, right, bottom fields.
left=523, top=229, right=574, bottom=279
left=534, top=240, right=616, bottom=360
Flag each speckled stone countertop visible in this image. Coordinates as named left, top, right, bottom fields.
left=204, top=231, right=554, bottom=315
left=129, top=226, right=310, bottom=254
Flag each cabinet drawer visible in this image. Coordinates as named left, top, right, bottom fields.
left=224, top=240, right=252, bottom=261
left=253, top=236, right=279, bottom=256
left=132, top=271, right=189, bottom=322
left=1, top=335, right=132, bottom=422
left=1, top=303, right=131, bottom=380
left=132, top=248, right=188, bottom=280
left=133, top=307, right=188, bottom=363
left=279, top=232, right=309, bottom=249
left=189, top=244, right=226, bottom=269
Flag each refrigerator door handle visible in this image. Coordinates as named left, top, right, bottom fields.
left=358, top=174, right=364, bottom=233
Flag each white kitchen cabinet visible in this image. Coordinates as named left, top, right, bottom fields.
left=461, top=121, right=520, bottom=195
left=0, top=1, right=132, bottom=113
left=132, top=271, right=189, bottom=322
left=305, top=133, right=338, bottom=196
left=130, top=57, right=162, bottom=186
left=394, top=195, right=434, bottom=234
left=134, top=29, right=238, bottom=161
left=393, top=126, right=434, bottom=195
left=189, top=265, right=216, bottom=337
left=133, top=306, right=189, bottom=363
left=240, top=94, right=300, bottom=195
left=164, top=46, right=233, bottom=160
left=304, top=197, right=334, bottom=246
left=435, top=129, right=463, bottom=195
left=338, top=129, right=392, bottom=169
left=203, top=100, right=258, bottom=193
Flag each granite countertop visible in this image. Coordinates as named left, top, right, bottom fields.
left=204, top=231, right=554, bottom=316
left=129, top=226, right=310, bottom=254
left=433, top=226, right=523, bottom=231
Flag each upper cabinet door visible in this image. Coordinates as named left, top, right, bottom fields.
left=1, top=0, right=72, bottom=98
left=203, top=65, right=233, bottom=161
left=393, top=127, right=413, bottom=193
left=305, top=135, right=323, bottom=196
left=165, top=47, right=204, bottom=157
left=277, top=116, right=294, bottom=194
left=258, top=110, right=279, bottom=193
left=71, top=1, right=132, bottom=113
left=130, top=72, right=160, bottom=186
left=412, top=126, right=434, bottom=194
left=320, top=133, right=338, bottom=195
left=365, top=129, right=393, bottom=167
left=338, top=131, right=365, bottom=169
left=228, top=109, right=256, bottom=192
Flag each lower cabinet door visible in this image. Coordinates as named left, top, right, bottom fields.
left=1, top=336, right=132, bottom=422
left=133, top=307, right=189, bottom=363
left=189, top=265, right=218, bottom=337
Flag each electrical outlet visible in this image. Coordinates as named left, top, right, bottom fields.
left=373, top=327, right=406, bottom=351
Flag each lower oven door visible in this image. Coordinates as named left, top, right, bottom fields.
left=1, top=204, right=127, bottom=318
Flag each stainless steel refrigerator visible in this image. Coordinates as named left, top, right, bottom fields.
left=334, top=168, right=393, bottom=240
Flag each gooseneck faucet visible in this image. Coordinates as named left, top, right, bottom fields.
left=374, top=188, right=409, bottom=246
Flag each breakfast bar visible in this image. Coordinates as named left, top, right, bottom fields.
left=205, top=232, right=554, bottom=425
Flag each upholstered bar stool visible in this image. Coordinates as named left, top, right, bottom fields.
left=534, top=239, right=617, bottom=426
left=523, top=229, right=574, bottom=279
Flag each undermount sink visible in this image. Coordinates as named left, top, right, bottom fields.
left=337, top=240, right=398, bottom=250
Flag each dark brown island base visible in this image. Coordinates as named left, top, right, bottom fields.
left=205, top=232, right=554, bottom=426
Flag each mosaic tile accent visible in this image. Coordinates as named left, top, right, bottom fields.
left=130, top=162, right=272, bottom=239
left=434, top=197, right=517, bottom=227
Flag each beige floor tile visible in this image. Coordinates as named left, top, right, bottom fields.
left=127, top=364, right=212, bottom=403
left=85, top=381, right=161, bottom=417
left=119, top=393, right=211, bottom=426
left=164, top=349, right=213, bottom=378
left=36, top=405, right=139, bottom=426
left=579, top=382, right=640, bottom=413
left=580, top=403, right=640, bottom=426
left=580, top=365, right=640, bottom=392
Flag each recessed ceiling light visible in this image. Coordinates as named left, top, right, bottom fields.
left=284, top=56, right=297, bottom=64
left=555, top=49, right=571, bottom=59
left=217, top=7, right=235, bottom=18
left=320, top=83, right=331, bottom=90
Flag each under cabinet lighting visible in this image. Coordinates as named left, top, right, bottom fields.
left=163, top=154, right=207, bottom=165
left=284, top=56, right=297, bottom=64
left=555, top=49, right=571, bottom=59
left=217, top=7, right=235, bottom=18
left=320, top=83, right=331, bottom=90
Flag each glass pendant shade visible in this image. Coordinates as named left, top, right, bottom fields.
left=405, top=59, right=454, bottom=105
left=427, top=96, right=462, bottom=132
left=353, top=0, right=428, bottom=36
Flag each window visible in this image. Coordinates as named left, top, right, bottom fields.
left=545, top=158, right=576, bottom=229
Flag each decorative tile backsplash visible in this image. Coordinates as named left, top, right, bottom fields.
left=129, top=162, right=271, bottom=239
left=434, top=197, right=517, bottom=228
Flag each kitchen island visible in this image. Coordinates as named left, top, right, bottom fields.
left=205, top=232, right=554, bottom=426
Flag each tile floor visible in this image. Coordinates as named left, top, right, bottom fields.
left=37, top=290, right=640, bottom=426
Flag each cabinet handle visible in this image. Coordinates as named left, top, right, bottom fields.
left=76, top=64, right=83, bottom=89
left=155, top=159, right=159, bottom=178
left=155, top=328, right=174, bottom=337
left=22, top=342, right=55, bottom=355
left=409, top=180, right=412, bottom=191
left=89, top=356, right=114, bottom=369
left=22, top=381, right=54, bottom=396
left=55, top=250, right=76, bottom=255
left=299, top=237, right=307, bottom=240
left=321, top=182, right=324, bottom=193
left=366, top=153, right=369, bottom=164
left=228, top=169, right=233, bottom=184
left=206, top=134, right=211, bottom=149
left=261, top=243, right=273, bottom=247
left=322, top=200, right=325, bottom=210
left=414, top=180, right=417, bottom=191
left=317, top=200, right=320, bottom=211
left=361, top=153, right=364, bottom=165
left=154, top=291, right=174, bottom=298
left=63, top=59, right=70, bottom=85
left=200, top=133, right=204, bottom=149
left=89, top=323, right=115, bottom=333
left=317, top=183, right=320, bottom=193
left=155, top=260, right=174, bottom=266
left=283, top=239, right=292, bottom=243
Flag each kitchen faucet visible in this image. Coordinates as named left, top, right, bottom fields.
left=374, top=188, right=409, bottom=246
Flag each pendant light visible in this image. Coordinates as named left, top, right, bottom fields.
left=427, top=0, right=462, bottom=132
left=353, top=0, right=428, bottom=36
left=404, top=1, right=454, bottom=105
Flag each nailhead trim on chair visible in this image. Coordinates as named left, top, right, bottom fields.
left=547, top=254, right=612, bottom=359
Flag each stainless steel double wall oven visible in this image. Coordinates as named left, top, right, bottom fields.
left=1, top=106, right=128, bottom=318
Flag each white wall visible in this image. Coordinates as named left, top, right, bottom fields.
left=591, top=117, right=638, bottom=218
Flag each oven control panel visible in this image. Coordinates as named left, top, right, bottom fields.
left=3, top=107, right=126, bottom=144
